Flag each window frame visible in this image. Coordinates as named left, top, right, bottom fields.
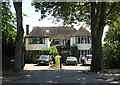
left=29, top=37, right=45, bottom=44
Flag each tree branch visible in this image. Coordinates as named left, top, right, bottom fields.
left=106, top=2, right=117, bottom=16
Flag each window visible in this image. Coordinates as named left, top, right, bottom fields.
left=78, top=37, right=80, bottom=44
left=81, top=37, right=84, bottom=43
left=29, top=37, right=45, bottom=44
left=88, top=37, right=89, bottom=43
left=85, top=37, right=88, bottom=43
left=89, top=37, right=92, bottom=44
left=54, top=40, right=66, bottom=46
left=76, top=37, right=91, bottom=44
left=80, top=50, right=90, bottom=56
left=75, top=37, right=78, bottom=44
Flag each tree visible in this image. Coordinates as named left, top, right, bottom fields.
left=32, top=1, right=120, bottom=72
left=2, top=2, right=16, bottom=56
left=90, top=2, right=107, bottom=72
left=13, top=1, right=24, bottom=71
left=103, top=20, right=120, bottom=69
left=2, top=2, right=17, bottom=70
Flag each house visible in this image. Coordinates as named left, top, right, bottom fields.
left=25, top=25, right=92, bottom=58
left=70, top=26, right=92, bottom=56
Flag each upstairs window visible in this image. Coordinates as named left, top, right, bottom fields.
left=76, top=37, right=91, bottom=44
left=29, top=37, right=45, bottom=44
left=54, top=40, right=65, bottom=46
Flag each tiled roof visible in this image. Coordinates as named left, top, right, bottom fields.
left=25, top=26, right=91, bottom=39
left=25, top=26, right=76, bottom=39
left=72, top=26, right=91, bottom=37
left=25, top=27, right=48, bottom=37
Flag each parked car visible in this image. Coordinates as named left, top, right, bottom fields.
left=37, top=55, right=52, bottom=65
left=65, top=56, right=78, bottom=66
left=81, top=54, right=92, bottom=65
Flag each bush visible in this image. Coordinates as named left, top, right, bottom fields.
left=24, top=56, right=33, bottom=63
left=103, top=41, right=120, bottom=69
left=41, top=48, right=49, bottom=55
left=70, top=44, right=78, bottom=58
left=41, top=46, right=57, bottom=55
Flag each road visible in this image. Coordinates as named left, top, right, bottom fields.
left=2, top=64, right=120, bottom=85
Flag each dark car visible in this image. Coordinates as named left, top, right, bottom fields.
left=65, top=56, right=78, bottom=66
left=37, top=55, right=51, bottom=65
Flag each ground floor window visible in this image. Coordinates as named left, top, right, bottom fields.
left=79, top=50, right=90, bottom=56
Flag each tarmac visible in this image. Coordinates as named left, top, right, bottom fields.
left=2, top=64, right=120, bottom=85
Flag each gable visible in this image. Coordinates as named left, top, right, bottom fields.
left=72, top=26, right=91, bottom=37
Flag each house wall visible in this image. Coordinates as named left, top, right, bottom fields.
left=70, top=37, right=92, bottom=50
left=25, top=38, right=51, bottom=50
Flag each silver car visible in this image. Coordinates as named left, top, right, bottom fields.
left=65, top=56, right=78, bottom=66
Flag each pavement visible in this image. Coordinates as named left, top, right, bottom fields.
left=2, top=64, right=120, bottom=85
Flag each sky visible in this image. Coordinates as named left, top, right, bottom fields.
left=10, top=0, right=64, bottom=33
left=10, top=0, right=108, bottom=42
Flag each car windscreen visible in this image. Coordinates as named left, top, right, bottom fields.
left=40, top=56, right=49, bottom=59
left=67, top=57, right=77, bottom=61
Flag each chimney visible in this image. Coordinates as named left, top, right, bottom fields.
left=26, top=24, right=29, bottom=35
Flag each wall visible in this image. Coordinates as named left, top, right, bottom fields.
left=76, top=44, right=91, bottom=50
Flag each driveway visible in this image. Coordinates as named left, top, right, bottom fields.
left=24, top=64, right=90, bottom=71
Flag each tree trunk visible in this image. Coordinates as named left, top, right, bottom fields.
left=91, top=2, right=106, bottom=72
left=13, top=2, right=24, bottom=71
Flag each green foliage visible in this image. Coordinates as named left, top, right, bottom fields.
left=103, top=41, right=120, bottom=69
left=103, top=21, right=120, bottom=69
left=24, top=56, right=33, bottom=63
left=24, top=56, right=38, bottom=64
left=106, top=21, right=120, bottom=42
left=2, top=4, right=16, bottom=43
left=41, top=48, right=49, bottom=55
left=41, top=46, right=57, bottom=55
left=49, top=46, right=58, bottom=55
left=70, top=44, right=78, bottom=58
left=31, top=2, right=120, bottom=26
left=107, top=2, right=120, bottom=25
left=2, top=3, right=16, bottom=56
left=31, top=2, right=91, bottom=25
left=89, top=47, right=93, bottom=54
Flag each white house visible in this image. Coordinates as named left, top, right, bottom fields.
left=25, top=26, right=92, bottom=58
left=70, top=26, right=92, bottom=56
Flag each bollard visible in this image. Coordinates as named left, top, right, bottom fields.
left=55, top=55, right=61, bottom=69
left=60, top=58, right=62, bottom=69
